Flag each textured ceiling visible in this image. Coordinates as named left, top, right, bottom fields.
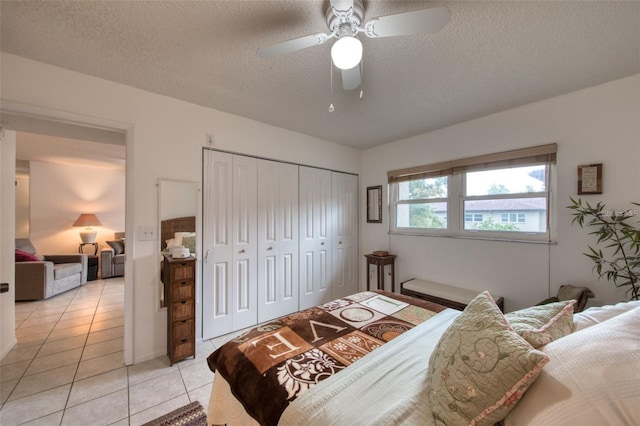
left=1, top=1, right=639, bottom=150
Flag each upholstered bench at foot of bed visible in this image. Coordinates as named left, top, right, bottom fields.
left=401, top=278, right=504, bottom=312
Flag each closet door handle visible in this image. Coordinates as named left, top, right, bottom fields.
left=266, top=247, right=273, bottom=251
left=339, top=241, right=342, bottom=245
left=321, top=242, right=325, bottom=246
left=238, top=249, right=245, bottom=254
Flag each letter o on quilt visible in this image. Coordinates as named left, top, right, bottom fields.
left=427, top=291, right=549, bottom=426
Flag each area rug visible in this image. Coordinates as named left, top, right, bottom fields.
left=142, top=400, right=207, bottom=426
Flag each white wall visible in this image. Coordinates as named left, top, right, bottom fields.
left=1, top=53, right=361, bottom=363
left=361, top=74, right=640, bottom=311
left=28, top=160, right=126, bottom=258
left=1, top=131, right=17, bottom=359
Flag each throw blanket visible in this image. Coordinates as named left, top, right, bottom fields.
left=207, top=291, right=446, bottom=426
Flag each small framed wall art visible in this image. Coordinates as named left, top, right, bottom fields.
left=367, top=185, right=382, bottom=223
left=577, top=163, right=602, bottom=195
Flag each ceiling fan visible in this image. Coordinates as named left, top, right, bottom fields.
left=257, top=0, right=451, bottom=91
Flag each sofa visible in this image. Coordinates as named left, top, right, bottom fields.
left=101, top=232, right=125, bottom=278
left=15, top=238, right=88, bottom=301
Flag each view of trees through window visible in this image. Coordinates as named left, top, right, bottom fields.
left=395, top=165, right=548, bottom=234
left=397, top=177, right=447, bottom=229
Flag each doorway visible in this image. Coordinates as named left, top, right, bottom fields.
left=0, top=109, right=133, bottom=365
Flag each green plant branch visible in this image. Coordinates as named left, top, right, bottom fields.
left=568, top=197, right=640, bottom=301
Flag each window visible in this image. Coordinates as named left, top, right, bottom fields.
left=395, top=177, right=447, bottom=230
left=465, top=213, right=484, bottom=222
left=501, top=213, right=526, bottom=223
left=388, top=144, right=556, bottom=242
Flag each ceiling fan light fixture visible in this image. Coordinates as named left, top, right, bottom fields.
left=331, top=35, right=362, bottom=70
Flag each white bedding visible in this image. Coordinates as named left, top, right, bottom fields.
left=278, top=309, right=460, bottom=426
left=207, top=300, right=640, bottom=426
left=505, top=303, right=640, bottom=425
left=208, top=308, right=459, bottom=426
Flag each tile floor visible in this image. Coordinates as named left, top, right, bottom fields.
left=0, top=277, right=221, bottom=426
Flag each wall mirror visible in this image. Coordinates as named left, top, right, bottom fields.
left=158, top=179, right=197, bottom=308
left=367, top=185, right=382, bottom=223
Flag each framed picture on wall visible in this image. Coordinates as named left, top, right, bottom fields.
left=367, top=185, right=382, bottom=223
left=577, top=163, right=602, bottom=194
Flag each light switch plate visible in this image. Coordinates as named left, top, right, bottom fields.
left=138, top=226, right=156, bottom=241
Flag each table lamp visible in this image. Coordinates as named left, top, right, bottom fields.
left=73, top=213, right=102, bottom=243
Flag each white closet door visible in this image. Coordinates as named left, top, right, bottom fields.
left=332, top=172, right=359, bottom=299
left=231, top=155, right=258, bottom=330
left=202, top=150, right=234, bottom=339
left=299, top=166, right=332, bottom=310
left=257, top=160, right=299, bottom=322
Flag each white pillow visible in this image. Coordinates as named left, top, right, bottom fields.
left=573, top=300, right=640, bottom=331
left=504, top=306, right=640, bottom=425
left=165, top=238, right=177, bottom=251
left=174, top=232, right=196, bottom=246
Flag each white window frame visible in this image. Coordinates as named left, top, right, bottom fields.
left=391, top=176, right=449, bottom=232
left=389, top=145, right=556, bottom=243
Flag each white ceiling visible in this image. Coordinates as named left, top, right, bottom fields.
left=15, top=131, right=126, bottom=169
left=1, top=1, right=639, bottom=150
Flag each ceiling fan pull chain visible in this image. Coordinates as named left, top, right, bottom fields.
left=359, top=58, right=364, bottom=101
left=328, top=55, right=335, bottom=112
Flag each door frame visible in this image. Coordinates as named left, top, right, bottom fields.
left=0, top=101, right=135, bottom=365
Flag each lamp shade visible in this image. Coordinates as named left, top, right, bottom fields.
left=73, top=213, right=102, bottom=243
left=73, top=213, right=102, bottom=227
left=331, top=36, right=363, bottom=70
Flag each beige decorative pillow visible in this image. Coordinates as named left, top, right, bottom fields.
left=428, top=291, right=549, bottom=426
left=505, top=300, right=575, bottom=348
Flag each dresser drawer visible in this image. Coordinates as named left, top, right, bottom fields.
left=171, top=339, right=194, bottom=361
left=172, top=318, right=194, bottom=342
left=169, top=261, right=195, bottom=282
left=171, top=300, right=194, bottom=321
left=170, top=280, right=194, bottom=301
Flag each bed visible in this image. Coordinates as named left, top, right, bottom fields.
left=206, top=291, right=640, bottom=426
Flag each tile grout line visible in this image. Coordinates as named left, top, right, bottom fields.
left=3, top=283, right=94, bottom=425
left=61, top=279, right=109, bottom=425
left=2, top=294, right=77, bottom=410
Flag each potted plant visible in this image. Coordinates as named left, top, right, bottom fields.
left=568, top=197, right=640, bottom=300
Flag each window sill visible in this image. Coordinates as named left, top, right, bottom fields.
left=389, top=230, right=557, bottom=245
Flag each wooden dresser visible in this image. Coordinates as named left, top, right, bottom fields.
left=163, top=255, right=196, bottom=365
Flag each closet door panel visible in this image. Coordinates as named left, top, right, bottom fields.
left=258, top=160, right=299, bottom=322
left=299, top=166, right=332, bottom=310
left=203, top=151, right=234, bottom=339
left=332, top=172, right=359, bottom=299
left=232, top=155, right=258, bottom=330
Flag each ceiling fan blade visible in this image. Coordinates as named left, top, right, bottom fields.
left=257, top=33, right=331, bottom=58
left=341, top=64, right=361, bottom=91
left=364, top=7, right=450, bottom=38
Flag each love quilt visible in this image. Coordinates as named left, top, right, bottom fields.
left=207, top=290, right=445, bottom=426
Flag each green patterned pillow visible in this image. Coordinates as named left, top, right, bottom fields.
left=182, top=235, right=196, bottom=254
left=428, top=291, right=549, bottom=426
left=505, top=300, right=575, bottom=348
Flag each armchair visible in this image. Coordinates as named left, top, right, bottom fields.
left=101, top=232, right=125, bottom=278
left=15, top=238, right=88, bottom=301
